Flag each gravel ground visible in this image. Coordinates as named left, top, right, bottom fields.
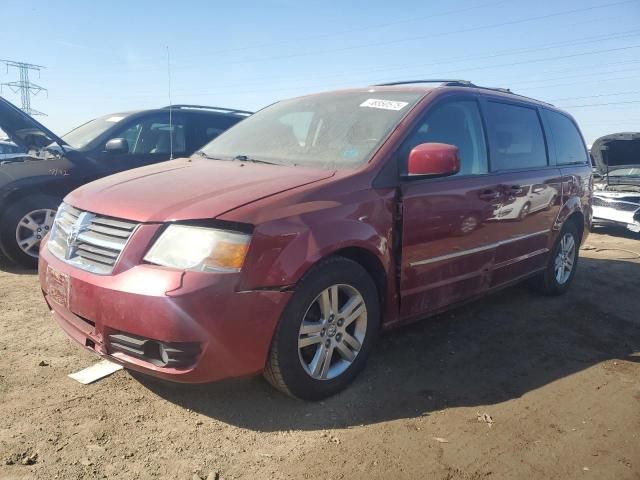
left=1, top=227, right=639, bottom=480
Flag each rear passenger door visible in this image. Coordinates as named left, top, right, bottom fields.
left=480, top=97, right=563, bottom=287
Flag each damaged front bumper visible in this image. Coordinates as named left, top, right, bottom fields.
left=38, top=244, right=292, bottom=383
left=592, top=193, right=640, bottom=233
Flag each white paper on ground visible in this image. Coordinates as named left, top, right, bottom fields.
left=68, top=359, right=123, bottom=384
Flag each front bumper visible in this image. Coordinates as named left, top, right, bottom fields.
left=592, top=197, right=640, bottom=233
left=38, top=244, right=292, bottom=383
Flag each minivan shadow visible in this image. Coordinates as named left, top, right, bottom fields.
left=134, top=256, right=639, bottom=432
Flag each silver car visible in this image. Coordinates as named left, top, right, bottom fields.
left=591, top=132, right=640, bottom=233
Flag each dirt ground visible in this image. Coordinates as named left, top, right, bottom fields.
left=1, top=227, right=639, bottom=480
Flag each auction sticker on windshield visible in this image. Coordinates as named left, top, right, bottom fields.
left=360, top=99, right=409, bottom=111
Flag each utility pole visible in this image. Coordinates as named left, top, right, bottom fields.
left=0, top=59, right=47, bottom=116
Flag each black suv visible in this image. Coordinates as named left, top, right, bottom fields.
left=0, top=97, right=251, bottom=266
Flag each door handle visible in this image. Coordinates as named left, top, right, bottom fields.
left=479, top=190, right=501, bottom=200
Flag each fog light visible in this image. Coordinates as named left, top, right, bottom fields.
left=159, top=343, right=170, bottom=365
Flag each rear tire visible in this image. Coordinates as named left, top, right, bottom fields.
left=0, top=195, right=60, bottom=268
left=529, top=221, right=580, bottom=296
left=264, top=256, right=380, bottom=400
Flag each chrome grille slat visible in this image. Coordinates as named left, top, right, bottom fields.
left=77, top=230, right=128, bottom=250
left=593, top=197, right=640, bottom=212
left=75, top=250, right=116, bottom=266
left=76, top=243, right=120, bottom=259
left=87, top=223, right=134, bottom=238
left=91, top=217, right=137, bottom=231
left=48, top=203, right=139, bottom=274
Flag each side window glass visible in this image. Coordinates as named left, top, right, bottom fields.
left=199, top=115, right=239, bottom=143
left=543, top=110, right=588, bottom=165
left=110, top=115, right=186, bottom=155
left=485, top=102, right=547, bottom=171
left=117, top=124, right=142, bottom=153
left=400, top=100, right=488, bottom=176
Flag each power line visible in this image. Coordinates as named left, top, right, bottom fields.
left=51, top=41, right=640, bottom=101
left=0, top=59, right=47, bottom=116
left=559, top=99, right=640, bottom=108
left=548, top=90, right=640, bottom=101
left=45, top=0, right=640, bottom=79
left=163, top=0, right=640, bottom=72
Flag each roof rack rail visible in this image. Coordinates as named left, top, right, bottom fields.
left=372, top=79, right=554, bottom=106
left=374, top=79, right=476, bottom=87
left=162, top=105, right=253, bottom=116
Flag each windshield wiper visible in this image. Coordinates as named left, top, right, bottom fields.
left=193, top=150, right=222, bottom=160
left=232, top=154, right=279, bottom=165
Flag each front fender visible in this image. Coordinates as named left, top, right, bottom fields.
left=238, top=198, right=394, bottom=291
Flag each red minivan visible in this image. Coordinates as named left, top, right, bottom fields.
left=38, top=81, right=592, bottom=400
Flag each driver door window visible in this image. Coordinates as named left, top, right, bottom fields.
left=400, top=100, right=488, bottom=176
left=110, top=114, right=186, bottom=156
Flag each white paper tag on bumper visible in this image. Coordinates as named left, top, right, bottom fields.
left=360, top=98, right=409, bottom=111
left=68, top=359, right=123, bottom=384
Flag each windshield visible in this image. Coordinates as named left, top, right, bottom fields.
left=198, top=91, right=423, bottom=169
left=62, top=114, right=129, bottom=149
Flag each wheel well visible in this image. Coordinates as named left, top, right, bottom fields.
left=565, top=211, right=585, bottom=243
left=2, top=189, right=62, bottom=214
left=332, top=247, right=387, bottom=307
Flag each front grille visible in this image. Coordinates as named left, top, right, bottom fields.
left=48, top=204, right=138, bottom=274
left=592, top=196, right=640, bottom=212
left=108, top=331, right=200, bottom=368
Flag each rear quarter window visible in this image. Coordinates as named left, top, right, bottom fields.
left=543, top=110, right=588, bottom=165
left=485, top=101, right=548, bottom=171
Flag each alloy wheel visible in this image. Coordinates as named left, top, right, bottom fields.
left=15, top=208, right=56, bottom=258
left=554, top=233, right=576, bottom=285
left=297, top=284, right=367, bottom=381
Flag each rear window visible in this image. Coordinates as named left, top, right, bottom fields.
left=543, top=110, right=588, bottom=165
left=485, top=102, right=547, bottom=171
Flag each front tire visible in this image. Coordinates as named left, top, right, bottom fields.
left=264, top=256, right=380, bottom=400
left=0, top=195, right=60, bottom=268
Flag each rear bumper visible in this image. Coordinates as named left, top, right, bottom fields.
left=39, top=245, right=292, bottom=383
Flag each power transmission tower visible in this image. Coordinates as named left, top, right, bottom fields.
left=0, top=59, right=47, bottom=116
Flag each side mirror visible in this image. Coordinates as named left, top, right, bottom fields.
left=105, top=138, right=129, bottom=154
left=407, top=143, right=460, bottom=177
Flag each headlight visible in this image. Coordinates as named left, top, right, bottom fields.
left=144, top=225, right=251, bottom=272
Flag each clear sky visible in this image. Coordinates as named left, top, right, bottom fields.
left=1, top=0, right=639, bottom=145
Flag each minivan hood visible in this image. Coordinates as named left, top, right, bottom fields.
left=591, top=132, right=640, bottom=174
left=66, top=158, right=336, bottom=222
left=0, top=96, right=66, bottom=150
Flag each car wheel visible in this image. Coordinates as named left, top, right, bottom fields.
left=264, top=256, right=380, bottom=400
left=0, top=195, right=60, bottom=268
left=455, top=213, right=480, bottom=235
left=518, top=202, right=531, bottom=220
left=529, top=221, right=579, bottom=295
